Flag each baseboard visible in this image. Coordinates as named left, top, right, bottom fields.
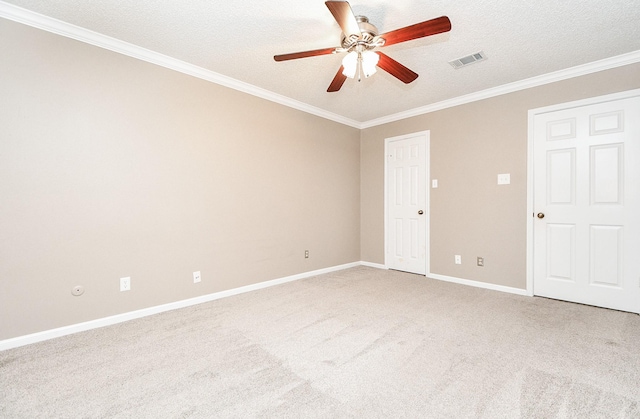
left=1, top=263, right=527, bottom=351
left=0, top=261, right=362, bottom=351
left=427, top=273, right=529, bottom=296
left=360, top=261, right=387, bottom=270
left=362, top=264, right=528, bottom=297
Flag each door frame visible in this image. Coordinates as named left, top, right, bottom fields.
left=384, top=130, right=431, bottom=274
left=525, top=88, right=640, bottom=296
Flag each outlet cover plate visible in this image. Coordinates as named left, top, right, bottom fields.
left=120, top=277, right=131, bottom=291
left=497, top=173, right=511, bottom=185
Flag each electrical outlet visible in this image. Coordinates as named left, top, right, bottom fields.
left=120, top=277, right=131, bottom=292
left=477, top=257, right=484, bottom=267
left=455, top=255, right=462, bottom=265
left=305, top=250, right=309, bottom=259
left=497, top=173, right=511, bottom=185
left=193, top=271, right=201, bottom=283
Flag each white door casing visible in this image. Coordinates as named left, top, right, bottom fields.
left=529, top=91, right=640, bottom=313
left=385, top=131, right=429, bottom=275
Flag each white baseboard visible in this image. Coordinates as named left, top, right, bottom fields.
left=362, top=264, right=528, bottom=297
left=360, top=261, right=387, bottom=270
left=0, top=262, right=361, bottom=351
left=427, top=273, right=529, bottom=296
left=1, top=263, right=528, bottom=351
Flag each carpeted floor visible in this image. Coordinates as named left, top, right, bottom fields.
left=1, top=266, right=639, bottom=418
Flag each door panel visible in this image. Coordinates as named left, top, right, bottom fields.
left=533, top=95, right=640, bottom=313
left=589, top=225, right=622, bottom=287
left=590, top=144, right=623, bottom=205
left=546, top=224, right=575, bottom=282
left=547, top=149, right=575, bottom=204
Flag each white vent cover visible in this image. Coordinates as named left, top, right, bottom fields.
left=449, top=51, right=487, bottom=69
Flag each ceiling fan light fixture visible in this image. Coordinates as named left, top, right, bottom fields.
left=342, top=51, right=358, bottom=78
left=361, top=50, right=379, bottom=77
left=342, top=50, right=379, bottom=80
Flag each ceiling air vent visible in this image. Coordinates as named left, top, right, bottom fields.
left=448, top=51, right=487, bottom=69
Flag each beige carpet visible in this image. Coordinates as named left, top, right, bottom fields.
left=1, top=266, right=639, bottom=418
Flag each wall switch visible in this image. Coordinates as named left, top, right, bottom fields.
left=193, top=271, right=201, bottom=283
left=432, top=179, right=438, bottom=188
left=305, top=250, right=309, bottom=259
left=477, top=257, right=484, bottom=267
left=497, top=173, right=511, bottom=185
left=455, top=255, right=462, bottom=265
left=120, top=277, right=131, bottom=291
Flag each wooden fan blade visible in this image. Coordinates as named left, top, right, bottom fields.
left=274, top=47, right=337, bottom=62
left=327, top=66, right=348, bottom=92
left=325, top=1, right=361, bottom=41
left=376, top=52, right=418, bottom=84
left=380, top=16, right=451, bottom=46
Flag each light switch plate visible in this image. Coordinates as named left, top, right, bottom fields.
left=432, top=179, right=438, bottom=188
left=497, top=173, right=510, bottom=185
left=193, top=271, right=201, bottom=283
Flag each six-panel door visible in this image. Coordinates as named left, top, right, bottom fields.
left=386, top=134, right=428, bottom=275
left=533, top=95, right=640, bottom=313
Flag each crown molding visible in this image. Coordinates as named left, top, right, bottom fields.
left=2, top=1, right=639, bottom=131
left=360, top=49, right=640, bottom=128
left=0, top=1, right=362, bottom=129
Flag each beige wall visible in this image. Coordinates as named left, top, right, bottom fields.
left=361, top=63, right=640, bottom=289
left=0, top=19, right=361, bottom=340
left=2, top=16, right=639, bottom=342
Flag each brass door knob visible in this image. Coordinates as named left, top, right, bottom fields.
left=537, top=213, right=545, bottom=219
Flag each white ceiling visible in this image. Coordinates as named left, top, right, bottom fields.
left=2, top=0, right=640, bottom=125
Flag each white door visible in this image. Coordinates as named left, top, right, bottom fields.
left=532, top=94, right=640, bottom=313
left=385, top=132, right=429, bottom=275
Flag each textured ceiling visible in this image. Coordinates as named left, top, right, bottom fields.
left=3, top=0, right=640, bottom=124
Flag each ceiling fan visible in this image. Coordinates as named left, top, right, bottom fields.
left=274, top=1, right=451, bottom=92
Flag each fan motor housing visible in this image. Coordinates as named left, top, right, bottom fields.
left=341, top=16, right=379, bottom=48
